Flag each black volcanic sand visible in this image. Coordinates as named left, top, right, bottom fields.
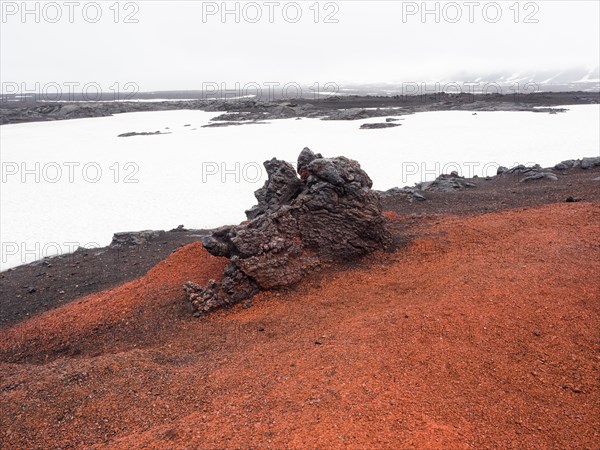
left=1, top=165, right=599, bottom=329
left=0, top=231, right=207, bottom=328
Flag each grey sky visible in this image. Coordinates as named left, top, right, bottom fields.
left=1, top=1, right=599, bottom=91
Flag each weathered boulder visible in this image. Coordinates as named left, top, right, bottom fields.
left=185, top=148, right=392, bottom=315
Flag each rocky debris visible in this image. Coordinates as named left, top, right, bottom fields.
left=416, top=173, right=477, bottom=192
left=386, top=118, right=401, bottom=122
left=208, top=103, right=322, bottom=123
left=502, top=164, right=543, bottom=175
left=554, top=160, right=578, bottom=170
left=378, top=187, right=426, bottom=202
left=581, top=157, right=600, bottom=169
left=170, top=225, right=188, bottom=232
left=360, top=122, right=402, bottom=129
left=520, top=172, right=559, bottom=182
left=497, top=163, right=558, bottom=182
left=554, top=157, right=600, bottom=170
left=185, top=148, right=392, bottom=315
left=3, top=91, right=598, bottom=126
left=531, top=108, right=567, bottom=114
left=110, top=230, right=165, bottom=248
left=324, top=108, right=407, bottom=121
left=201, top=121, right=268, bottom=128
left=118, top=131, right=170, bottom=137
left=378, top=155, right=600, bottom=206
left=323, top=108, right=370, bottom=121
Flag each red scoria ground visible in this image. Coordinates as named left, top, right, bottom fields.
left=1, top=202, right=599, bottom=449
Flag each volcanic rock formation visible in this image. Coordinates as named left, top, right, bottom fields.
left=185, top=148, right=392, bottom=315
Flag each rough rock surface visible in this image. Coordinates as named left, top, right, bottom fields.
left=378, top=186, right=427, bottom=202
left=117, top=131, right=170, bottom=137
left=185, top=148, right=392, bottom=315
left=416, top=173, right=477, bottom=192
left=555, top=157, right=600, bottom=170
left=497, top=164, right=559, bottom=182
left=520, top=172, right=559, bottom=182
left=110, top=230, right=165, bottom=248
left=360, top=122, right=402, bottom=129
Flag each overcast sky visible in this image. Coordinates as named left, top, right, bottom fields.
left=1, top=1, right=599, bottom=91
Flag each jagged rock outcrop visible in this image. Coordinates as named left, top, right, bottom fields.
left=185, top=148, right=392, bottom=315
left=245, top=158, right=304, bottom=220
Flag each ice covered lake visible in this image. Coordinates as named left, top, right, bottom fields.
left=1, top=105, right=599, bottom=269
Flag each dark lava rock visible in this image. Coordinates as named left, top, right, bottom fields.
left=117, top=131, right=169, bottom=137
left=416, top=174, right=477, bottom=192
left=378, top=187, right=426, bottom=202
left=554, top=160, right=579, bottom=170
left=503, top=164, right=543, bottom=175
left=520, top=172, right=558, bottom=182
left=324, top=108, right=371, bottom=121
left=580, top=156, right=600, bottom=169
left=554, top=157, right=600, bottom=171
left=297, top=147, right=323, bottom=182
left=360, top=122, right=402, bottom=129
left=185, top=148, right=392, bottom=315
left=110, top=230, right=165, bottom=248
left=500, top=163, right=558, bottom=182
left=245, top=158, right=303, bottom=220
left=201, top=121, right=268, bottom=128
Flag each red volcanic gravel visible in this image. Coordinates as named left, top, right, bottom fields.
left=1, top=203, right=599, bottom=449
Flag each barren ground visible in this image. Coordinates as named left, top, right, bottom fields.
left=1, top=183, right=599, bottom=447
